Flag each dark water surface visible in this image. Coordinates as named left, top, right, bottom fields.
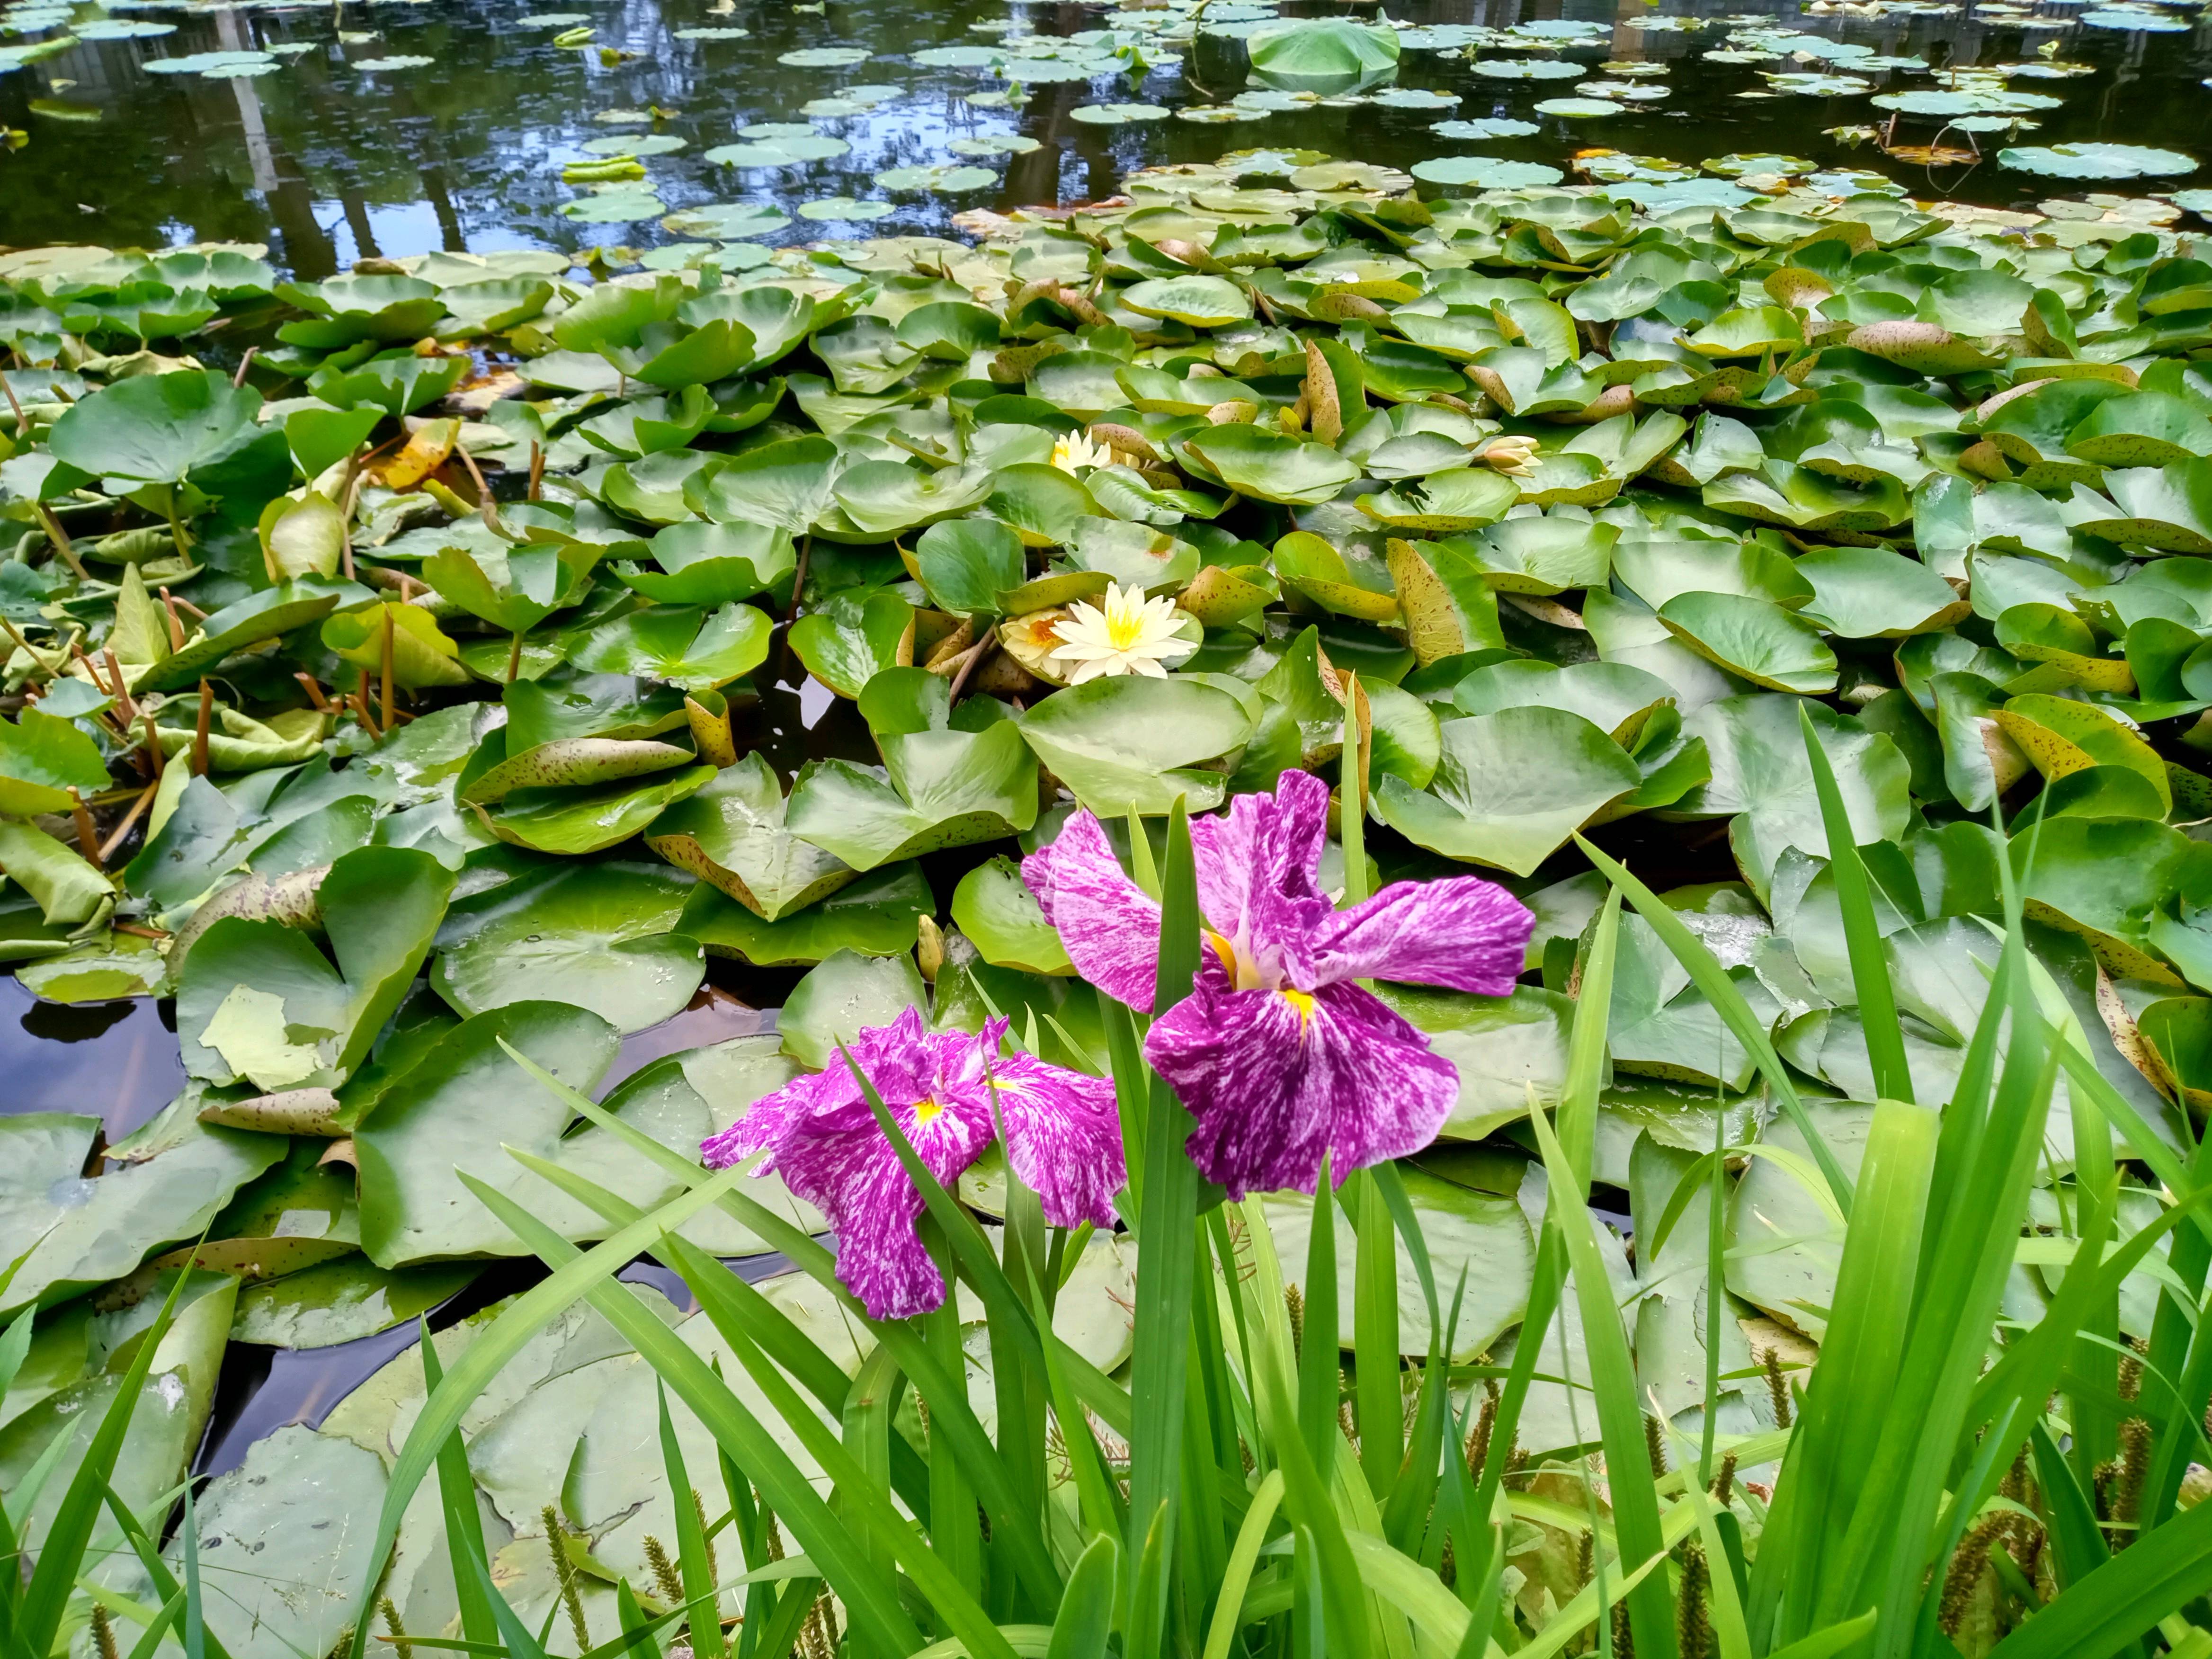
left=3, top=0, right=2211, bottom=273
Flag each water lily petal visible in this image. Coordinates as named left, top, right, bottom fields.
left=1306, top=876, right=1534, bottom=995
left=1022, top=809, right=1162, bottom=1008
left=990, top=1052, right=1125, bottom=1228
left=1145, top=978, right=1458, bottom=1198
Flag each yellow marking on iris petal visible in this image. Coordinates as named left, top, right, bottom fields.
left=1280, top=988, right=1316, bottom=1028
left=1208, top=931, right=1238, bottom=978
left=914, top=1097, right=943, bottom=1124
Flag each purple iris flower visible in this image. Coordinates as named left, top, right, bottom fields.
left=1023, top=769, right=1534, bottom=1200
left=700, top=1007, right=1124, bottom=1320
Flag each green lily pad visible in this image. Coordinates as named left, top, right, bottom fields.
left=951, top=854, right=1070, bottom=975
left=1016, top=673, right=1256, bottom=815
left=777, top=947, right=928, bottom=1069
left=679, top=861, right=930, bottom=965
left=1374, top=706, right=1642, bottom=876
left=778, top=45, right=870, bottom=65
left=646, top=752, right=857, bottom=919
left=433, top=858, right=705, bottom=1031
left=2000, top=143, right=2196, bottom=179
left=567, top=601, right=773, bottom=692
left=786, top=715, right=1040, bottom=869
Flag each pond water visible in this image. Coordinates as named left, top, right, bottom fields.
left=2, top=0, right=2208, bottom=1503
left=2, top=0, right=2210, bottom=276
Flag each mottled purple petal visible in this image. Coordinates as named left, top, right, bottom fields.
left=1306, top=876, right=1535, bottom=996
left=700, top=1067, right=855, bottom=1171
left=1190, top=770, right=1333, bottom=983
left=989, top=1053, right=1124, bottom=1229
left=774, top=1086, right=994, bottom=1319
left=1022, top=811, right=1162, bottom=1009
left=778, top=1127, right=941, bottom=1318
left=1144, top=980, right=1459, bottom=1198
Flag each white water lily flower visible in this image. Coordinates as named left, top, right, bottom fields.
left=1047, top=581, right=1188, bottom=683
left=1479, top=435, right=1540, bottom=477
left=1051, top=429, right=1110, bottom=474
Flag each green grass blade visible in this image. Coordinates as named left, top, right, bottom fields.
left=658, top=1381, right=727, bottom=1659
left=181, top=1485, right=203, bottom=1659
left=461, top=1174, right=962, bottom=1659
left=463, top=1531, right=549, bottom=1659
left=1797, top=700, right=1913, bottom=1104
left=1352, top=1169, right=1402, bottom=1497
left=123, top=1589, right=187, bottom=1659
left=1298, top=1166, right=1342, bottom=1474
left=1124, top=797, right=1202, bottom=1659
left=1200, top=1470, right=1284, bottom=1659
left=18, top=1245, right=203, bottom=1657
left=1766, top=1612, right=1878, bottom=1659
left=339, top=1165, right=759, bottom=1659
left=419, top=1326, right=499, bottom=1648
left=1044, top=1535, right=1120, bottom=1659
left=1561, top=890, right=1621, bottom=1192
left=1341, top=672, right=1370, bottom=909
left=1526, top=1105, right=1677, bottom=1659
left=1575, top=835, right=1854, bottom=1215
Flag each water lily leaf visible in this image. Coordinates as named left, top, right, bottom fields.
left=424, top=535, right=600, bottom=636
left=952, top=854, right=1070, bottom=974
left=2072, top=460, right=2212, bottom=553
left=1070, top=102, right=1170, bottom=124
left=2000, top=143, right=2195, bottom=179
left=790, top=586, right=913, bottom=698
left=1793, top=545, right=1969, bottom=638
left=915, top=516, right=1027, bottom=615
left=177, top=847, right=454, bottom=1090
left=679, top=861, right=929, bottom=965
left=232, top=1257, right=477, bottom=1347
left=1995, top=692, right=2169, bottom=809
left=1357, top=468, right=1520, bottom=533
left=46, top=366, right=262, bottom=484
left=988, top=463, right=1097, bottom=546
left=779, top=45, right=870, bottom=65
left=1657, top=591, right=1838, bottom=694
left=778, top=946, right=927, bottom=1069
left=1122, top=275, right=1254, bottom=327
left=1374, top=706, right=1641, bottom=875
left=875, top=163, right=997, bottom=192
left=1246, top=18, right=1399, bottom=89
left=1017, top=674, right=1256, bottom=814
left=798, top=196, right=894, bottom=221
left=646, top=752, right=857, bottom=919
left=321, top=602, right=473, bottom=689
left=2014, top=816, right=2212, bottom=983
left=1182, top=423, right=1360, bottom=506
left=833, top=459, right=997, bottom=535
left=568, top=602, right=773, bottom=692
left=0, top=708, right=109, bottom=817
left=617, top=519, right=797, bottom=606
left=433, top=858, right=703, bottom=1030
left=355, top=999, right=690, bottom=1264
left=1410, top=155, right=1565, bottom=189
left=1675, top=694, right=1913, bottom=896
left=787, top=719, right=1039, bottom=868
left=693, top=432, right=841, bottom=532
left=0, top=1112, right=285, bottom=1316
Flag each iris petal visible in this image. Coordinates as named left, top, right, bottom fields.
left=1021, top=810, right=1162, bottom=1009
left=1143, top=979, right=1459, bottom=1198
left=990, top=1054, right=1125, bottom=1229
left=1306, top=876, right=1534, bottom=995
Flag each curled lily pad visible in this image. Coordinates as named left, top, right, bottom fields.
left=948, top=133, right=1041, bottom=156
left=679, top=862, right=929, bottom=965
left=646, top=752, right=858, bottom=920
left=353, top=54, right=434, bottom=69
left=672, top=24, right=749, bottom=38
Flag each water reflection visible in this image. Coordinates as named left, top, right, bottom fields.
left=2, top=0, right=2207, bottom=276
left=0, top=978, right=187, bottom=1136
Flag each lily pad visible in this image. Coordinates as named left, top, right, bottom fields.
left=433, top=858, right=705, bottom=1032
